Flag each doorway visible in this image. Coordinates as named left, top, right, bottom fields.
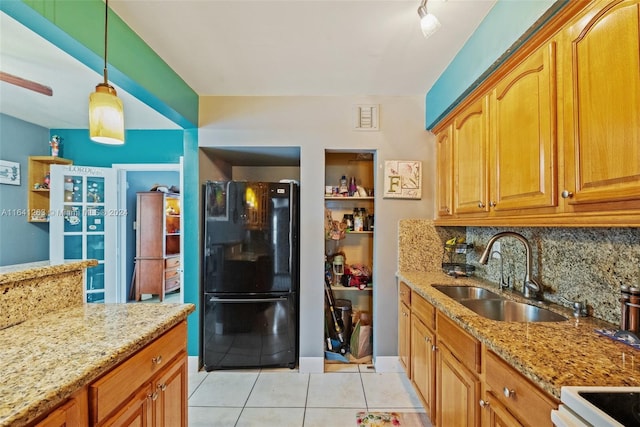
left=113, top=161, right=183, bottom=303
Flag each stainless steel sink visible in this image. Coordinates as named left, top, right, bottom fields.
left=433, top=285, right=502, bottom=300
left=459, top=299, right=567, bottom=322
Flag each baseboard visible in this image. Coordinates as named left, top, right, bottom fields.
left=374, top=356, right=404, bottom=373
left=298, top=357, right=324, bottom=373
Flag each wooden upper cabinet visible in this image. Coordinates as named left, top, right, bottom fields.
left=562, top=0, right=640, bottom=207
left=453, top=97, right=489, bottom=215
left=489, top=41, right=558, bottom=213
left=436, top=125, right=453, bottom=217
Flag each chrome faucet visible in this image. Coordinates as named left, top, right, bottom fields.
left=479, top=232, right=541, bottom=299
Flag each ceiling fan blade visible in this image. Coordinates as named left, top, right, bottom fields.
left=0, top=71, right=53, bottom=96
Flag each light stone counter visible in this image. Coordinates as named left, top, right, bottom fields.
left=0, top=260, right=98, bottom=330
left=397, top=271, right=640, bottom=399
left=0, top=302, right=195, bottom=427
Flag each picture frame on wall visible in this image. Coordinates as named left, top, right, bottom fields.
left=0, top=160, right=20, bottom=185
left=383, top=160, right=422, bottom=199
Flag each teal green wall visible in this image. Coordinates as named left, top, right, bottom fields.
left=50, top=129, right=184, bottom=166
left=1, top=0, right=198, bottom=128
left=425, top=0, right=561, bottom=129
left=182, top=129, right=200, bottom=356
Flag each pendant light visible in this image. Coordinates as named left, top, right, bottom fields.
left=417, top=0, right=441, bottom=39
left=89, top=0, right=124, bottom=145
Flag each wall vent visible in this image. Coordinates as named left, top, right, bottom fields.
left=353, top=104, right=379, bottom=131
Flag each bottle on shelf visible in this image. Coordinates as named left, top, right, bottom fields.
left=348, top=177, right=357, bottom=197
left=353, top=207, right=364, bottom=232
left=339, top=175, right=348, bottom=196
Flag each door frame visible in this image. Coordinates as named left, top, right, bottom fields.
left=112, top=160, right=184, bottom=303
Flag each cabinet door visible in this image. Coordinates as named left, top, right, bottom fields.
left=562, top=0, right=640, bottom=207
left=103, top=383, right=153, bottom=427
left=35, top=393, right=86, bottom=427
left=437, top=345, right=480, bottom=427
left=154, top=354, right=188, bottom=427
left=411, top=316, right=436, bottom=424
left=490, top=42, right=558, bottom=212
left=453, top=98, right=489, bottom=215
left=480, top=391, right=523, bottom=427
left=398, top=301, right=411, bottom=377
left=436, top=125, right=454, bottom=217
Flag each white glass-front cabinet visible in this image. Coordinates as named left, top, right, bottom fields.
left=50, top=165, right=117, bottom=303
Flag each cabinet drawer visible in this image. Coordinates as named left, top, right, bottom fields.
left=411, top=294, right=435, bottom=330
left=165, top=276, right=181, bottom=292
left=399, top=281, right=411, bottom=306
left=436, top=312, right=480, bottom=373
left=165, top=256, right=180, bottom=269
left=485, top=350, right=557, bottom=427
left=89, top=321, right=186, bottom=425
left=165, top=268, right=179, bottom=280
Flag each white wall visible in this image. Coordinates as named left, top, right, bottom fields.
left=199, top=96, right=434, bottom=367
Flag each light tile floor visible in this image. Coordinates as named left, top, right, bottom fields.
left=187, top=358, right=432, bottom=427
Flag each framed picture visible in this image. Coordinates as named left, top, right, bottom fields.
left=383, top=160, right=422, bottom=199
left=0, top=160, right=20, bottom=185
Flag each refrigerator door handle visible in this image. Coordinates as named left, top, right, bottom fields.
left=208, top=296, right=290, bottom=303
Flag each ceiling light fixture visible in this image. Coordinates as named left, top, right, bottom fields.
left=89, top=0, right=124, bottom=145
left=418, top=0, right=441, bottom=39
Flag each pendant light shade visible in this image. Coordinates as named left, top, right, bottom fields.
left=89, top=83, right=124, bottom=144
left=89, top=0, right=124, bottom=145
left=418, top=0, right=441, bottom=39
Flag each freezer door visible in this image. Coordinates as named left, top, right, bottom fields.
left=203, top=293, right=298, bottom=370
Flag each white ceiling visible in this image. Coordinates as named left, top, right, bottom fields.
left=0, top=0, right=497, bottom=129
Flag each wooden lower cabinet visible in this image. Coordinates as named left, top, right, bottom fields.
left=103, top=355, right=187, bottom=427
left=398, top=300, right=411, bottom=376
left=34, top=389, right=88, bottom=427
left=402, top=292, right=557, bottom=427
left=103, top=384, right=153, bottom=427
left=411, top=315, right=436, bottom=424
left=398, top=282, right=412, bottom=377
left=89, top=321, right=188, bottom=426
left=482, top=350, right=557, bottom=427
left=437, top=345, right=481, bottom=427
left=480, top=390, right=523, bottom=427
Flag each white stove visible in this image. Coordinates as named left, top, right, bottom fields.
left=551, top=386, right=640, bottom=427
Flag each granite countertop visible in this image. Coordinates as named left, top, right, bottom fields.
left=0, top=260, right=98, bottom=285
left=0, top=303, right=195, bottom=427
left=397, top=271, right=640, bottom=399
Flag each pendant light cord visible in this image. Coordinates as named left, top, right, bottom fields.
left=103, top=0, right=109, bottom=85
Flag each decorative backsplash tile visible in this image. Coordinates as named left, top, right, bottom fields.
left=466, top=226, right=640, bottom=325
left=398, top=219, right=640, bottom=325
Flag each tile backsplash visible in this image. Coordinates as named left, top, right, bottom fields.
left=466, top=226, right=640, bottom=325
left=398, top=219, right=640, bottom=325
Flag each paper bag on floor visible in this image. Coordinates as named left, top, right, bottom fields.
left=350, top=319, right=372, bottom=359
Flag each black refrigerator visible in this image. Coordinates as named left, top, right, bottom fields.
left=201, top=180, right=299, bottom=370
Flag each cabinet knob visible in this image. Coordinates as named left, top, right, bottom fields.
left=158, top=383, right=167, bottom=392
left=503, top=387, right=516, bottom=398
left=445, top=208, right=450, bottom=214
left=479, top=399, right=490, bottom=408
left=400, top=291, right=407, bottom=296
left=148, top=392, right=159, bottom=401
left=489, top=201, right=497, bottom=207
left=152, top=355, right=163, bottom=365
left=425, top=336, right=431, bottom=343
left=561, top=190, right=574, bottom=199
left=478, top=202, right=485, bottom=209
left=431, top=344, right=438, bottom=352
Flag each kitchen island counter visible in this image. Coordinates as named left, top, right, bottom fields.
left=0, top=302, right=194, bottom=426
left=397, top=270, right=640, bottom=399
